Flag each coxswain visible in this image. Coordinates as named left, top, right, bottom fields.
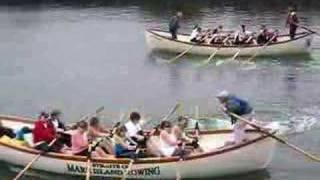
left=286, top=6, right=299, bottom=39
left=216, top=91, right=254, bottom=144
left=169, top=12, right=183, bottom=39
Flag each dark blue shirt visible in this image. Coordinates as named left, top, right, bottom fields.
left=225, top=96, right=253, bottom=124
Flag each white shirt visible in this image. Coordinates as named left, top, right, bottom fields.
left=124, top=121, right=142, bottom=137
left=159, top=132, right=177, bottom=157
left=190, top=29, right=199, bottom=40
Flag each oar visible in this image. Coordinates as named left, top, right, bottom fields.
left=296, top=25, right=320, bottom=37
left=196, top=48, right=220, bottom=67
left=66, top=106, right=105, bottom=129
left=13, top=139, right=57, bottom=180
left=245, top=35, right=277, bottom=63
left=121, top=148, right=141, bottom=180
left=229, top=112, right=320, bottom=162
left=167, top=45, right=194, bottom=64
left=82, top=106, right=106, bottom=180
left=162, top=103, right=182, bottom=121
left=216, top=48, right=241, bottom=66
left=85, top=145, right=93, bottom=180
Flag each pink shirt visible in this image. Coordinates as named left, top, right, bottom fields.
left=71, top=130, right=88, bottom=154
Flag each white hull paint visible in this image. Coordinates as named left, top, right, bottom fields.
left=145, top=29, right=314, bottom=57
left=0, top=115, right=279, bottom=179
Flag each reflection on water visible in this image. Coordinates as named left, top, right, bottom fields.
left=0, top=0, right=320, bottom=179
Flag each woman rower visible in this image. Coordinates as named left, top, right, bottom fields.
left=71, top=121, right=89, bottom=156
left=113, top=126, right=142, bottom=158
left=172, top=116, right=202, bottom=153
left=87, top=117, right=114, bottom=156
left=159, top=121, right=191, bottom=157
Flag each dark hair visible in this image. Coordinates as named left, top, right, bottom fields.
left=77, top=121, right=88, bottom=130
left=160, top=121, right=172, bottom=129
left=89, top=117, right=99, bottom=127
left=130, top=112, right=141, bottom=121
left=50, top=109, right=61, bottom=117
left=115, top=125, right=127, bottom=136
left=39, top=111, right=49, bottom=119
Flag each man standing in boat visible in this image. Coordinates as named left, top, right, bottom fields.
left=286, top=6, right=299, bottom=39
left=169, top=11, right=183, bottom=40
left=216, top=91, right=254, bottom=144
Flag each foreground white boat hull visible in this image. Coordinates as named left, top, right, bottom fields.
left=0, top=115, right=278, bottom=179
left=146, top=29, right=314, bottom=57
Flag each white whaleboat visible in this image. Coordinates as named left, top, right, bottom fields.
left=0, top=115, right=280, bottom=179
left=145, top=29, right=314, bottom=57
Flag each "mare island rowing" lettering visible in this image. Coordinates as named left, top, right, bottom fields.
left=66, top=163, right=161, bottom=177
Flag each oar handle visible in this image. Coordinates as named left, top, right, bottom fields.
left=229, top=112, right=320, bottom=162
left=13, top=138, right=57, bottom=180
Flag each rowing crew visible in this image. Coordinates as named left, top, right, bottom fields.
left=0, top=91, right=266, bottom=159
left=189, top=24, right=279, bottom=46
left=0, top=111, right=202, bottom=159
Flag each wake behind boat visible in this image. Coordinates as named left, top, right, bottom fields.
left=0, top=115, right=279, bottom=179
left=145, top=29, right=314, bottom=57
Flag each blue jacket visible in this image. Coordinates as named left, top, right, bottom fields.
left=225, top=96, right=252, bottom=124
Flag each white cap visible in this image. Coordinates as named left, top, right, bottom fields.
left=216, top=90, right=230, bottom=98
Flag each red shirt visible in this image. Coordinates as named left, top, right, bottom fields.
left=32, top=119, right=56, bottom=144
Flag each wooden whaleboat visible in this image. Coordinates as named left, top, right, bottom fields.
left=0, top=115, right=280, bottom=179
left=145, top=29, right=314, bottom=57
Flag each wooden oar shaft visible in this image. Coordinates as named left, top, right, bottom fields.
left=162, top=103, right=181, bottom=121
left=229, top=112, right=320, bottom=162
left=13, top=139, right=57, bottom=180
left=168, top=45, right=194, bottom=63
left=85, top=145, right=93, bottom=180
left=296, top=25, right=320, bottom=36
left=121, top=148, right=140, bottom=180
left=247, top=35, right=276, bottom=62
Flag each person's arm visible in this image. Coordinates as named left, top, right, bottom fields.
left=160, top=131, right=179, bottom=146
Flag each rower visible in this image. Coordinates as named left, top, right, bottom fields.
left=124, top=112, right=147, bottom=148
left=87, top=117, right=113, bottom=156
left=286, top=5, right=299, bottom=39
left=169, top=11, right=183, bottom=39
left=33, top=111, right=60, bottom=152
left=190, top=25, right=202, bottom=43
left=172, top=116, right=202, bottom=152
left=159, top=121, right=191, bottom=157
left=257, top=25, right=268, bottom=45
left=216, top=91, right=254, bottom=144
left=71, top=121, right=89, bottom=156
left=114, top=125, right=142, bottom=158
left=48, top=110, right=65, bottom=132
left=234, top=25, right=254, bottom=44
left=0, top=119, right=15, bottom=139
